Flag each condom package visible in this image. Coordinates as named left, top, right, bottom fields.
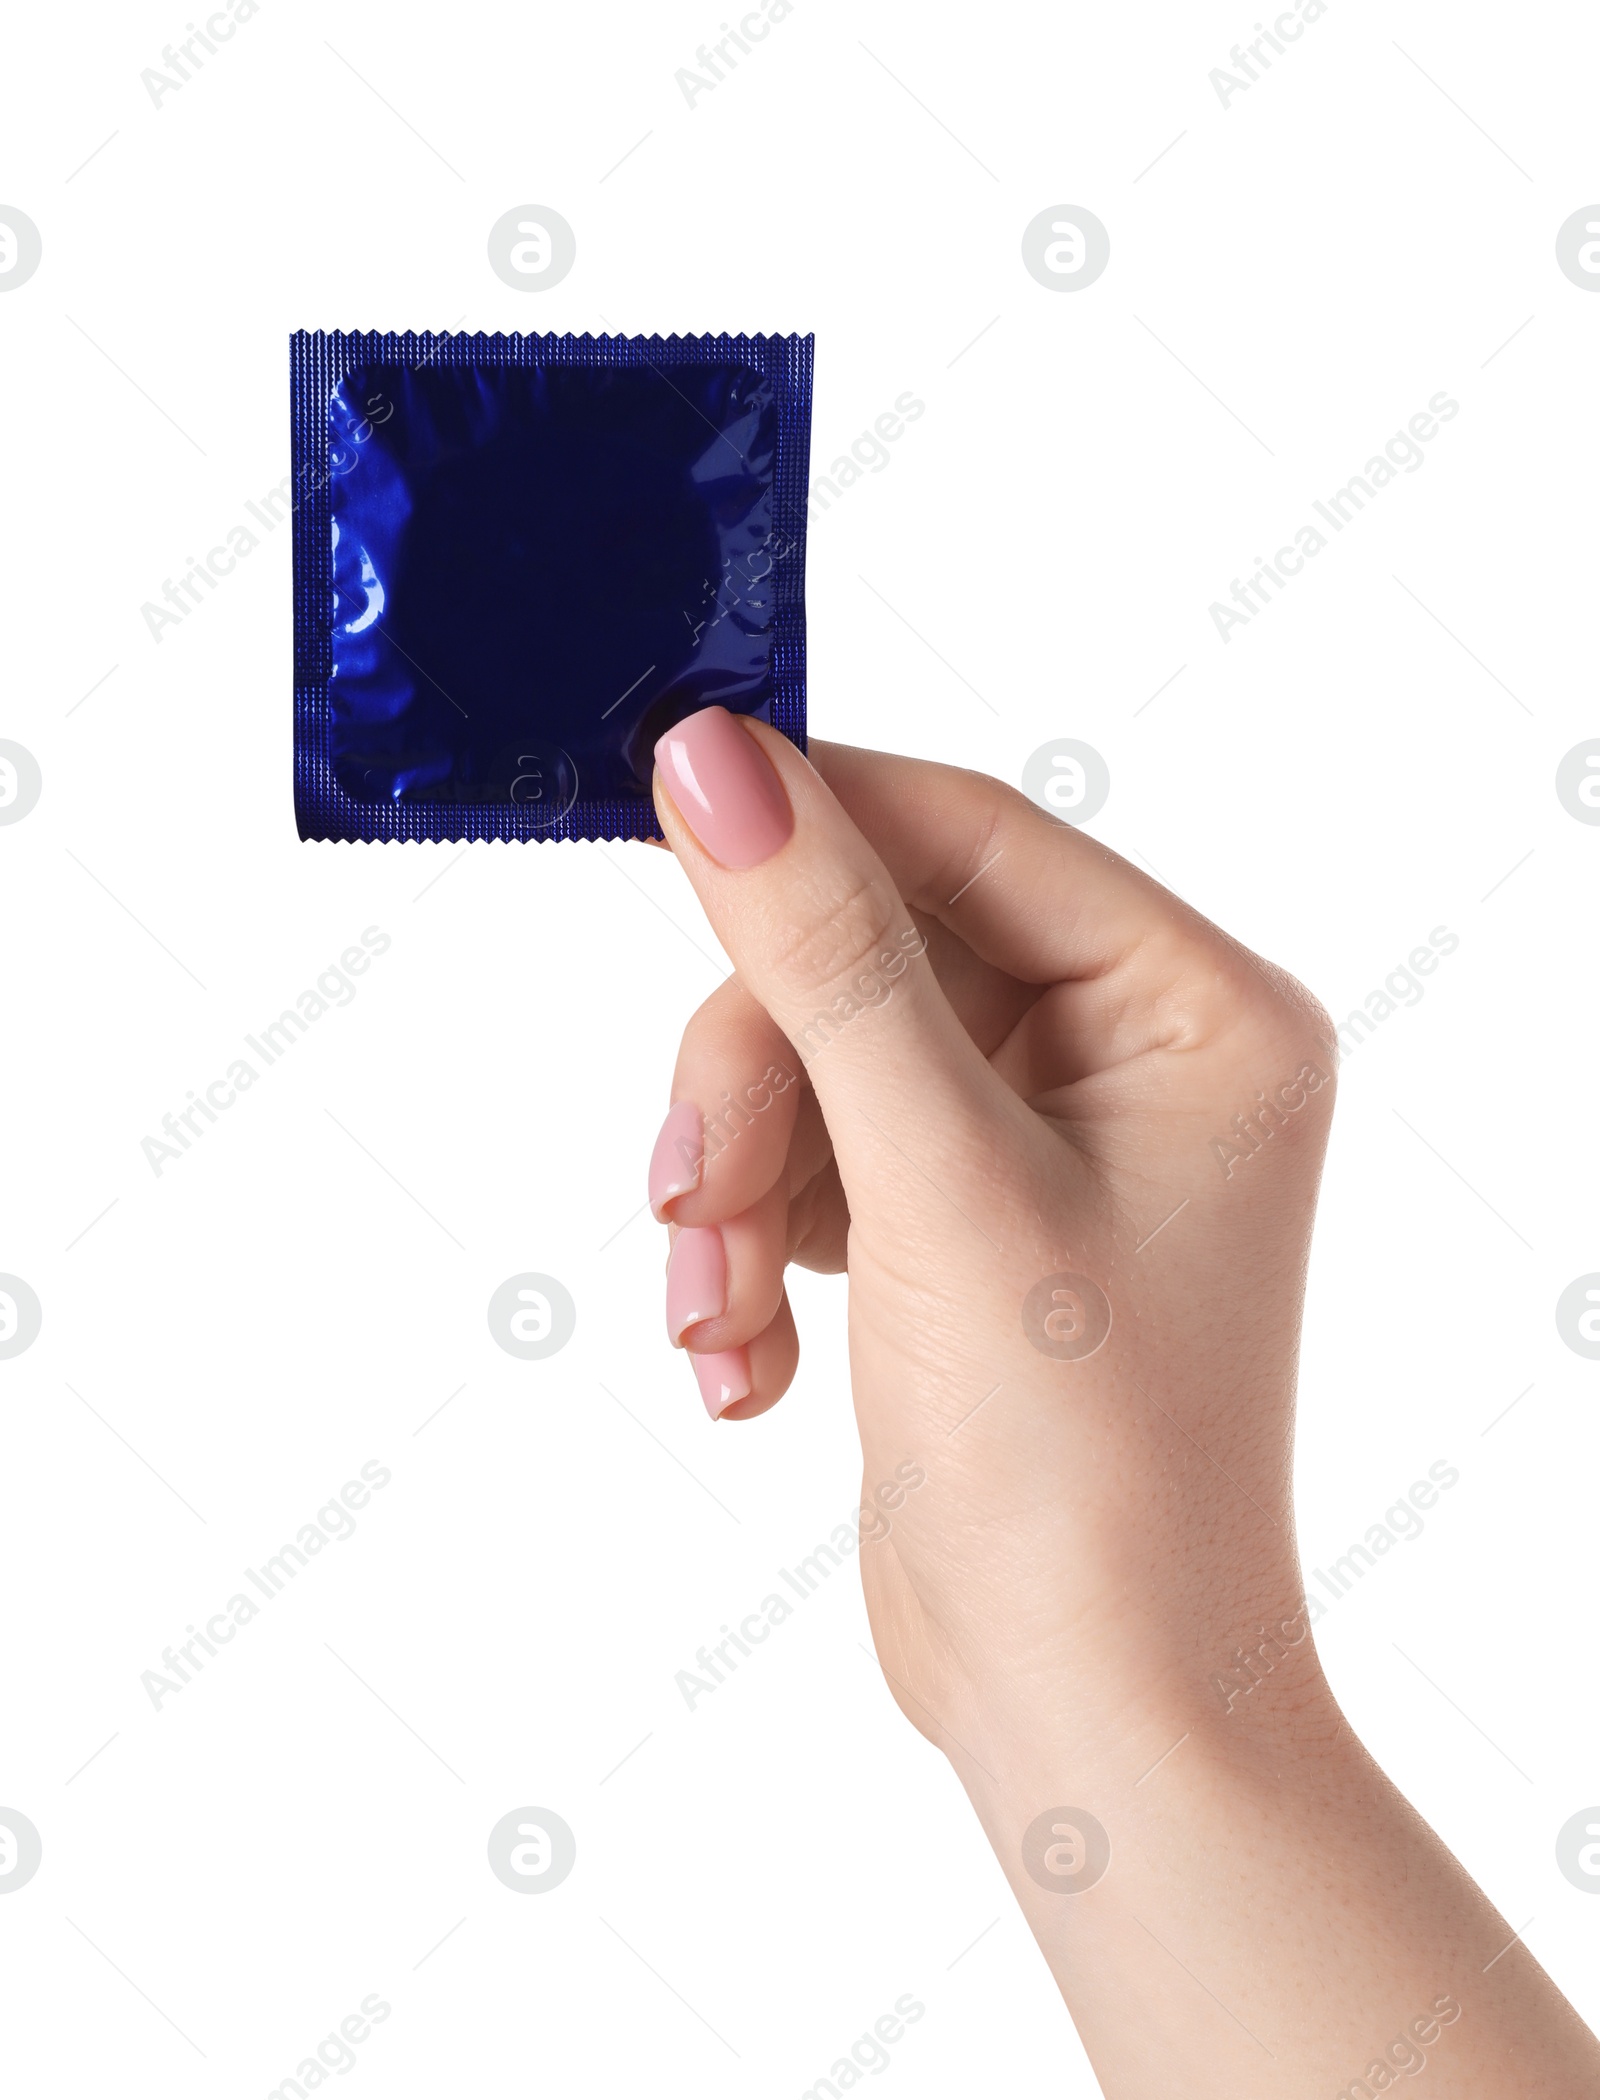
left=290, top=330, right=813, bottom=842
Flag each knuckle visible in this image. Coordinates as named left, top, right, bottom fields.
left=938, top=800, right=1008, bottom=909
left=767, top=871, right=909, bottom=1002
left=1218, top=948, right=1340, bottom=1094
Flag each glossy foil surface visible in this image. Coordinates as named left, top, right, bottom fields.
left=290, top=332, right=812, bottom=842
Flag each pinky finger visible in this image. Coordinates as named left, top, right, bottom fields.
left=688, top=1288, right=799, bottom=1422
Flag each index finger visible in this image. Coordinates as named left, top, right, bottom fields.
left=809, top=741, right=1210, bottom=988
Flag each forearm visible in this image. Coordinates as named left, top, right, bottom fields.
left=954, top=1662, right=1599, bottom=2095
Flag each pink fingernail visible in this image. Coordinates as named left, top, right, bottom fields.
left=653, top=707, right=794, bottom=871
left=666, top=1226, right=728, bottom=1345
left=649, top=1100, right=703, bottom=1220
left=690, top=1347, right=750, bottom=1420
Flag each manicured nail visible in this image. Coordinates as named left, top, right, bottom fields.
left=649, top=1100, right=703, bottom=1220
left=666, top=1226, right=728, bottom=1345
left=653, top=707, right=794, bottom=870
left=690, top=1346, right=750, bottom=1420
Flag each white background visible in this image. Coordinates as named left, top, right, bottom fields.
left=2, top=0, right=1598, bottom=2090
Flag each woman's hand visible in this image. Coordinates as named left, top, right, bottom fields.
left=648, top=706, right=1332, bottom=1743
left=646, top=707, right=1599, bottom=2097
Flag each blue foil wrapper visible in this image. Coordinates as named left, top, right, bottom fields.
left=290, top=330, right=813, bottom=842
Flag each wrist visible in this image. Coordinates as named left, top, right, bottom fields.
left=939, top=1564, right=1344, bottom=1810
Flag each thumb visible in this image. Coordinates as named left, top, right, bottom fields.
left=651, top=708, right=1012, bottom=1210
